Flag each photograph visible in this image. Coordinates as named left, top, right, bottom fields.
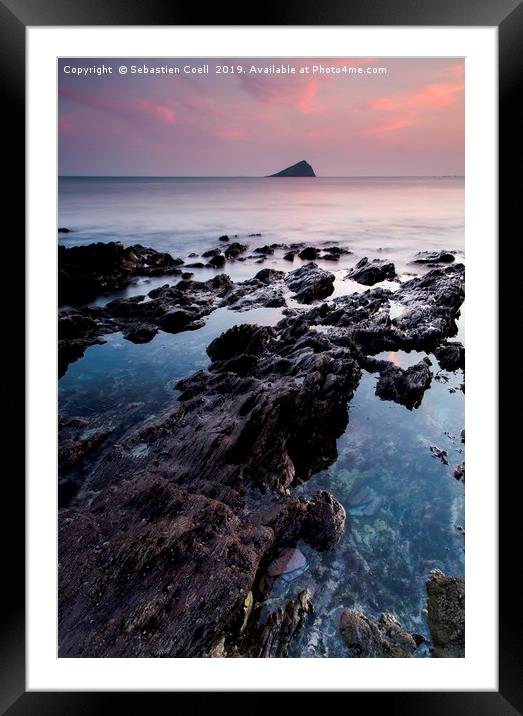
left=56, top=56, right=466, bottom=660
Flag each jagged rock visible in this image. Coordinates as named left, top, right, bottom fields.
left=59, top=421, right=113, bottom=474
left=283, top=251, right=297, bottom=262
left=241, top=591, right=313, bottom=657
left=430, top=445, right=449, bottom=465
left=224, top=242, right=247, bottom=259
left=59, top=242, right=183, bottom=304
left=285, top=263, right=335, bottom=303
left=58, top=313, right=361, bottom=657
left=346, top=257, right=397, bottom=286
left=368, top=359, right=433, bottom=410
left=339, top=609, right=418, bottom=657
left=413, top=250, right=455, bottom=264
left=434, top=342, right=465, bottom=371
left=207, top=324, right=275, bottom=361
left=303, top=491, right=346, bottom=550
left=426, top=571, right=465, bottom=657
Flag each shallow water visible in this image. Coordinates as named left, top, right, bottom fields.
left=58, top=175, right=464, bottom=656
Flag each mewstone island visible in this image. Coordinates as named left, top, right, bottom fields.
left=58, top=57, right=465, bottom=659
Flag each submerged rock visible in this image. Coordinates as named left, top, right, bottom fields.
left=240, top=590, right=313, bottom=657
left=426, top=571, right=465, bottom=657
left=267, top=547, right=307, bottom=577
left=339, top=609, right=418, bottom=657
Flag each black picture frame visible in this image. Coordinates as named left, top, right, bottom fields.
left=2, top=0, right=516, bottom=712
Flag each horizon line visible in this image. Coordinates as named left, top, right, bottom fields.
left=59, top=174, right=465, bottom=179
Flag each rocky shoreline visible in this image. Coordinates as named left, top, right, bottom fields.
left=58, top=240, right=465, bottom=658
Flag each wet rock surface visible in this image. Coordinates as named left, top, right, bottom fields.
left=339, top=609, right=419, bottom=657
left=412, top=250, right=455, bottom=265
left=426, top=571, right=465, bottom=657
left=367, top=359, right=433, bottom=410
left=285, top=263, right=335, bottom=303
left=346, top=257, right=397, bottom=286
left=59, top=242, right=184, bottom=305
left=58, top=242, right=465, bottom=658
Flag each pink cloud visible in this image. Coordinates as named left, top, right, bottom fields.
left=371, top=79, right=464, bottom=112
left=59, top=86, right=177, bottom=126
left=135, top=99, right=176, bottom=124
left=297, top=78, right=317, bottom=114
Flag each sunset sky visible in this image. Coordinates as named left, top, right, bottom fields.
left=58, top=58, right=464, bottom=177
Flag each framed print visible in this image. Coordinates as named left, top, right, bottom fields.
left=2, top=0, right=518, bottom=711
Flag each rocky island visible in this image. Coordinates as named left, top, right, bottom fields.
left=268, top=160, right=316, bottom=177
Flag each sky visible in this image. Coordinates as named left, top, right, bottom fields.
left=58, top=58, right=464, bottom=177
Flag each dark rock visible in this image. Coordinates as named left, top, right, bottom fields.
left=208, top=254, right=226, bottom=268
left=160, top=309, right=195, bottom=332
left=454, top=463, right=465, bottom=483
left=241, top=590, right=313, bottom=657
left=253, top=268, right=285, bottom=284
left=346, top=257, right=397, bottom=286
left=207, top=324, right=275, bottom=361
left=372, top=360, right=433, bottom=410
left=218, top=235, right=230, bottom=242
left=122, top=323, right=158, bottom=344
left=58, top=227, right=71, bottom=233
left=59, top=422, right=113, bottom=474
left=303, top=490, right=346, bottom=550
left=253, top=245, right=275, bottom=255
left=202, top=248, right=221, bottom=258
left=58, top=313, right=361, bottom=656
left=430, top=445, right=449, bottom=465
left=268, top=160, right=316, bottom=178
left=185, top=262, right=205, bottom=269
left=224, top=242, right=247, bottom=259
left=59, top=242, right=183, bottom=305
left=413, top=250, right=455, bottom=264
left=434, top=342, right=465, bottom=371
left=298, top=247, right=319, bottom=261
left=285, top=263, right=335, bottom=303
left=426, top=571, right=465, bottom=657
left=339, top=609, right=418, bottom=657
left=283, top=251, right=297, bottom=262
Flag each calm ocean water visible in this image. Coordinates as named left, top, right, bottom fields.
left=59, top=176, right=464, bottom=657
left=59, top=176, right=464, bottom=275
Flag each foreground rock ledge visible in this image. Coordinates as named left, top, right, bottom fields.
left=58, top=264, right=465, bottom=657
